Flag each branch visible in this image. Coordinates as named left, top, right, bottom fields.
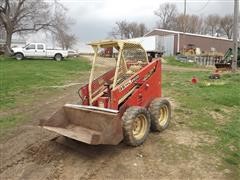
left=14, top=11, right=32, bottom=24
left=0, top=0, right=8, bottom=13
left=0, top=6, right=4, bottom=12
left=13, top=23, right=53, bottom=33
left=13, top=0, right=26, bottom=23
left=5, top=0, right=10, bottom=15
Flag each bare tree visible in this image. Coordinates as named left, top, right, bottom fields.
left=187, top=15, right=204, bottom=33
left=220, top=14, right=234, bottom=39
left=171, top=14, right=204, bottom=34
left=0, top=0, right=53, bottom=55
left=128, top=22, right=148, bottom=38
left=55, top=32, right=76, bottom=50
left=51, top=1, right=76, bottom=49
left=154, top=3, right=178, bottom=29
left=138, top=23, right=148, bottom=37
left=109, top=20, right=129, bottom=39
left=109, top=20, right=148, bottom=39
left=172, top=14, right=185, bottom=32
left=205, top=14, right=221, bottom=36
left=54, top=17, right=76, bottom=50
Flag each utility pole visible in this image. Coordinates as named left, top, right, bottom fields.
left=184, top=0, right=187, bottom=32
left=184, top=0, right=187, bottom=16
left=52, top=0, right=58, bottom=49
left=232, top=0, right=239, bottom=71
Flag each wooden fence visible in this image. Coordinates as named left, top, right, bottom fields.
left=195, top=56, right=225, bottom=67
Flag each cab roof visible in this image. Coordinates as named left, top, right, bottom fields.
left=88, top=39, right=144, bottom=50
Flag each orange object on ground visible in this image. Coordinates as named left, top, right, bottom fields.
left=191, top=76, right=198, bottom=84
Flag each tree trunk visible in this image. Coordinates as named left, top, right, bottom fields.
left=4, top=29, right=13, bottom=56
left=227, top=31, right=232, bottom=39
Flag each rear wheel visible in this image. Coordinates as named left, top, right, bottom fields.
left=54, top=54, right=63, bottom=61
left=122, top=106, right=150, bottom=146
left=15, top=53, right=24, bottom=60
left=149, top=98, right=171, bottom=132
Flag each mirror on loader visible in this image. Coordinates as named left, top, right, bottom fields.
left=40, top=40, right=171, bottom=146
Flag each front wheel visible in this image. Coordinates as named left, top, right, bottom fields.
left=149, top=98, right=171, bottom=132
left=122, top=106, right=150, bottom=146
left=54, top=54, right=63, bottom=61
left=15, top=53, right=24, bottom=60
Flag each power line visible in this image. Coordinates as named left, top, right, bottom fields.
left=188, top=0, right=210, bottom=13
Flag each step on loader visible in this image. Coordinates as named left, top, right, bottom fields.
left=40, top=40, right=171, bottom=146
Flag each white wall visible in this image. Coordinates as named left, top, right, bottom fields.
left=157, top=35, right=174, bottom=56
left=128, top=35, right=174, bottom=56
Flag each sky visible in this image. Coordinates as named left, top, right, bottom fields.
left=28, top=0, right=236, bottom=51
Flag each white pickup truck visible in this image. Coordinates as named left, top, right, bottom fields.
left=12, top=43, right=68, bottom=61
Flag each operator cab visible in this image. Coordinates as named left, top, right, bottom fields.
left=78, top=40, right=149, bottom=109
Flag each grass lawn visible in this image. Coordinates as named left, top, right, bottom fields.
left=162, top=67, right=240, bottom=178
left=0, top=56, right=91, bottom=133
left=0, top=56, right=91, bottom=109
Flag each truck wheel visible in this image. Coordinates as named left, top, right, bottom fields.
left=15, top=53, right=24, bottom=60
left=122, top=106, right=150, bottom=146
left=149, top=98, right=171, bottom=132
left=54, top=54, right=62, bottom=61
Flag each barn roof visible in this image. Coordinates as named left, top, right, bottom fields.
left=144, top=28, right=233, bottom=42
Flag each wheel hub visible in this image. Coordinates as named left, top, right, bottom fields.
left=158, top=105, right=169, bottom=126
left=132, top=114, right=147, bottom=140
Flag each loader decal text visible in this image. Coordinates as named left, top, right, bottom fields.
left=119, top=75, right=139, bottom=91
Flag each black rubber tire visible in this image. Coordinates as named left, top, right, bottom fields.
left=54, top=54, right=63, bottom=61
left=15, top=53, right=24, bottom=60
left=149, top=98, right=171, bottom=132
left=122, top=106, right=150, bottom=146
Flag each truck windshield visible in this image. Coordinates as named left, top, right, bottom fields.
left=23, top=44, right=29, bottom=48
left=26, top=44, right=35, bottom=50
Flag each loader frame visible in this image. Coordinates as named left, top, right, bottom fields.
left=41, top=40, right=164, bottom=145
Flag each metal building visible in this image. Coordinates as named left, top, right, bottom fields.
left=128, top=35, right=174, bottom=56
left=144, top=29, right=235, bottom=55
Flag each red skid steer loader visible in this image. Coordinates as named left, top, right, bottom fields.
left=40, top=40, right=171, bottom=146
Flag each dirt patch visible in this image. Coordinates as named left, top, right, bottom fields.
left=71, top=131, right=224, bottom=180
left=163, top=127, right=216, bottom=148
left=209, top=111, right=227, bottom=125
left=0, top=113, right=226, bottom=180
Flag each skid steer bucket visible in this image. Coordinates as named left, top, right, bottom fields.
left=40, top=104, right=123, bottom=145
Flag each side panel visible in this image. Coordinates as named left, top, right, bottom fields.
left=63, top=51, right=69, bottom=57
left=157, top=35, right=174, bottom=56
left=35, top=43, right=46, bottom=57
left=23, top=43, right=36, bottom=57
left=123, top=60, right=161, bottom=109
left=111, top=60, right=162, bottom=111
left=46, top=50, right=68, bottom=57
